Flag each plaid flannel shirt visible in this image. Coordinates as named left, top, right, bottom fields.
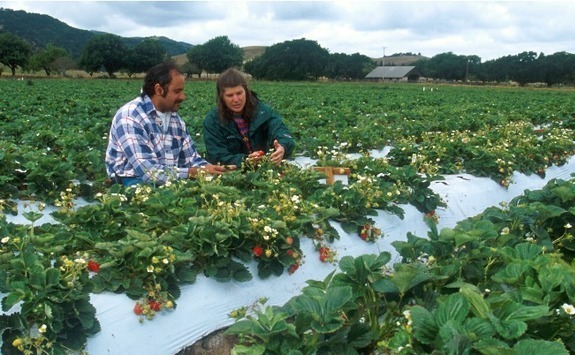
left=105, top=95, right=207, bottom=185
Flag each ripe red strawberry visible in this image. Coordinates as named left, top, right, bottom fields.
left=149, top=300, right=162, bottom=312
left=87, top=260, right=100, bottom=273
left=360, top=233, right=368, bottom=240
left=254, top=150, right=265, bottom=157
left=287, top=249, right=294, bottom=256
left=253, top=246, right=263, bottom=257
left=288, top=263, right=299, bottom=274
left=319, top=247, right=331, bottom=262
left=133, top=303, right=143, bottom=315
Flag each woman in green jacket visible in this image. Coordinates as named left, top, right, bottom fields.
left=203, top=68, right=295, bottom=168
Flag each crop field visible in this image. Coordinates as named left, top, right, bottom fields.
left=1, top=79, right=574, bottom=201
left=1, top=79, right=575, bottom=353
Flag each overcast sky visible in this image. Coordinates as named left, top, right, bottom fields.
left=3, top=1, right=574, bottom=61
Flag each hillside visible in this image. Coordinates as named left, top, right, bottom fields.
left=0, top=8, right=424, bottom=66
left=0, top=8, right=192, bottom=58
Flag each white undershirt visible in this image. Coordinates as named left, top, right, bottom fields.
left=156, top=111, right=172, bottom=134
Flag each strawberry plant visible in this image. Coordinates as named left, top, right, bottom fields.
left=0, top=244, right=100, bottom=354
left=226, top=177, right=575, bottom=354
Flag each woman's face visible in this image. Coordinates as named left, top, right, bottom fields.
left=222, top=85, right=246, bottom=114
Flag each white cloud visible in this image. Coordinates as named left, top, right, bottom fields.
left=3, top=1, right=574, bottom=61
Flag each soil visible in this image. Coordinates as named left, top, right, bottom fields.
left=175, top=328, right=238, bottom=355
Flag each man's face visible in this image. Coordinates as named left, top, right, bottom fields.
left=154, top=71, right=186, bottom=112
left=222, top=85, right=246, bottom=114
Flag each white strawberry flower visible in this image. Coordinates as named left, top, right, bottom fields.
left=562, top=303, right=575, bottom=315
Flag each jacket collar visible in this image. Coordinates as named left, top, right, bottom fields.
left=217, top=108, right=265, bottom=134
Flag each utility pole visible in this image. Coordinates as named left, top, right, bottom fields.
left=382, top=46, right=386, bottom=82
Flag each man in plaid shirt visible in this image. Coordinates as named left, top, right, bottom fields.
left=105, top=61, right=229, bottom=186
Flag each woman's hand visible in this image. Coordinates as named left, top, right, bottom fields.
left=247, top=150, right=265, bottom=163
left=269, top=140, right=285, bottom=165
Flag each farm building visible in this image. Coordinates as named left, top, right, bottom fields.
left=365, top=66, right=423, bottom=82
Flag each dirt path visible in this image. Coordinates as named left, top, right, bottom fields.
left=175, top=328, right=237, bottom=355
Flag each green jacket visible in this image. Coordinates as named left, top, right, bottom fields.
left=203, top=102, right=295, bottom=166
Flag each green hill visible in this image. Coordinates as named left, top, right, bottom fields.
left=0, top=8, right=424, bottom=66
left=0, top=8, right=193, bottom=58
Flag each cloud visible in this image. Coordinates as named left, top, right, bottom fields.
left=3, top=1, right=574, bottom=61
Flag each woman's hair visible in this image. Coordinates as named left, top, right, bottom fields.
left=141, top=61, right=181, bottom=98
left=216, top=68, right=259, bottom=123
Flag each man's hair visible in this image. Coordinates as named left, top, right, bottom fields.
left=141, top=61, right=181, bottom=98
left=216, top=68, right=259, bottom=123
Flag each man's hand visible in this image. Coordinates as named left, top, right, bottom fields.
left=188, top=164, right=230, bottom=178
left=222, top=164, right=238, bottom=171
left=204, top=164, right=228, bottom=175
left=269, top=140, right=285, bottom=165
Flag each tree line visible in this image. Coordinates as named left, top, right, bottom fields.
left=1, top=31, right=574, bottom=86
left=414, top=51, right=575, bottom=86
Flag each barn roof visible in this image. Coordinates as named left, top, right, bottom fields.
left=365, top=66, right=420, bottom=79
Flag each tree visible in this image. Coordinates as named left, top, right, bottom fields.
left=245, top=38, right=330, bottom=81
left=52, top=56, right=77, bottom=77
left=187, top=36, right=243, bottom=75
left=181, top=61, right=202, bottom=78
left=326, top=52, right=376, bottom=80
left=0, top=33, right=32, bottom=76
left=539, top=51, right=575, bottom=86
left=79, top=34, right=127, bottom=77
left=513, top=51, right=541, bottom=85
left=481, top=51, right=540, bottom=85
left=186, top=45, right=207, bottom=74
left=413, top=52, right=481, bottom=82
left=27, top=44, right=70, bottom=76
left=428, top=52, right=468, bottom=81
left=464, top=55, right=481, bottom=82
left=124, top=38, right=167, bottom=77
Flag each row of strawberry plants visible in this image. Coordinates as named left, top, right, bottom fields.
left=225, top=175, right=575, bottom=354
left=0, top=155, right=442, bottom=353
left=1, top=80, right=574, bottom=203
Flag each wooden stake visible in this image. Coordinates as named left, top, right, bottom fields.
left=313, top=166, right=351, bottom=185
